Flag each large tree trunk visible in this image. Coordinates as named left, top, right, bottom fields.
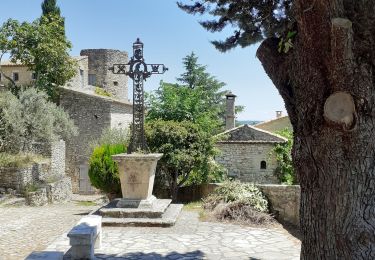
left=257, top=1, right=375, bottom=259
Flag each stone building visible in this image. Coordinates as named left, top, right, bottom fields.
left=60, top=49, right=131, bottom=194
left=255, top=111, right=292, bottom=133
left=215, top=124, right=286, bottom=183
left=60, top=87, right=132, bottom=193
left=0, top=60, right=37, bottom=86
left=215, top=93, right=287, bottom=184
left=0, top=49, right=132, bottom=194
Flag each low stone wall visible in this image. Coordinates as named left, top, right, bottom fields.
left=47, top=176, right=72, bottom=203
left=258, top=184, right=300, bottom=227
left=0, top=162, right=50, bottom=193
left=25, top=177, right=72, bottom=206
left=0, top=166, right=34, bottom=192
left=177, top=184, right=220, bottom=202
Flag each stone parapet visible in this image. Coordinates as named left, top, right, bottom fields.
left=258, top=184, right=300, bottom=227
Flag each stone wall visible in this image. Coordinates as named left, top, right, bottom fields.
left=64, top=56, right=89, bottom=90
left=0, top=64, right=36, bottom=86
left=110, top=101, right=133, bottom=129
left=60, top=88, right=112, bottom=193
left=258, top=184, right=300, bottom=226
left=0, top=166, right=34, bottom=192
left=25, top=176, right=72, bottom=206
left=215, top=143, right=279, bottom=183
left=60, top=87, right=132, bottom=193
left=32, top=140, right=66, bottom=180
left=80, top=49, right=128, bottom=101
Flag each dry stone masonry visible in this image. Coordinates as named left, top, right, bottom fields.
left=215, top=124, right=287, bottom=184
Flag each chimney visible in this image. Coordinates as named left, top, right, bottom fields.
left=225, top=92, right=236, bottom=130
left=276, top=111, right=283, bottom=118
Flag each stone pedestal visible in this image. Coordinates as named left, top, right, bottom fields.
left=100, top=153, right=182, bottom=227
left=112, top=153, right=162, bottom=208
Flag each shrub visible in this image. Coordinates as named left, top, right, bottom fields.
left=211, top=201, right=276, bottom=226
left=203, top=181, right=269, bottom=213
left=0, top=152, right=45, bottom=167
left=145, top=119, right=219, bottom=201
left=95, top=87, right=112, bottom=97
left=89, top=127, right=129, bottom=152
left=88, top=144, right=126, bottom=197
left=273, top=128, right=296, bottom=184
left=0, top=89, right=78, bottom=153
left=202, top=181, right=274, bottom=226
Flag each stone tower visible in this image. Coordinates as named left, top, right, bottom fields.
left=225, top=92, right=236, bottom=130
left=80, top=49, right=128, bottom=101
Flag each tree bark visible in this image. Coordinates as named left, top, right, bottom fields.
left=257, top=1, right=375, bottom=258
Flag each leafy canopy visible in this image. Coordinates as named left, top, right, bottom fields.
left=145, top=120, right=221, bottom=199
left=0, top=89, right=77, bottom=153
left=0, top=14, right=76, bottom=100
left=41, top=0, right=61, bottom=17
left=147, top=53, right=243, bottom=134
left=177, top=0, right=293, bottom=52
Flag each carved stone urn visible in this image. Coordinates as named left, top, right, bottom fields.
left=112, top=153, right=163, bottom=208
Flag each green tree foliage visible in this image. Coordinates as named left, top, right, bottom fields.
left=88, top=144, right=126, bottom=197
left=0, top=14, right=76, bottom=100
left=0, top=89, right=77, bottom=153
left=273, top=128, right=295, bottom=184
left=177, top=1, right=293, bottom=52
left=41, top=0, right=61, bottom=17
left=147, top=53, right=243, bottom=133
left=145, top=119, right=219, bottom=200
left=147, top=82, right=221, bottom=133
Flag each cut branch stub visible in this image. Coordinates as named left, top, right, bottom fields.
left=324, top=92, right=356, bottom=131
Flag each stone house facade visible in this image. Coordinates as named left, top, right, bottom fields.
left=255, top=115, right=292, bottom=133
left=0, top=49, right=132, bottom=194
left=215, top=124, right=287, bottom=184
left=60, top=87, right=132, bottom=194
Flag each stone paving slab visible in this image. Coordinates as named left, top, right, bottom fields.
left=99, top=199, right=172, bottom=218
left=101, top=204, right=183, bottom=227
left=0, top=197, right=101, bottom=260
left=42, top=210, right=301, bottom=260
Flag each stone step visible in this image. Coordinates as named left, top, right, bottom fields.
left=100, top=204, right=183, bottom=227
left=98, top=199, right=172, bottom=219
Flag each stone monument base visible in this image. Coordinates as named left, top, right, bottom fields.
left=97, top=198, right=182, bottom=227
left=116, top=195, right=157, bottom=209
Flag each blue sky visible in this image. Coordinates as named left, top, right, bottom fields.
left=0, top=0, right=286, bottom=121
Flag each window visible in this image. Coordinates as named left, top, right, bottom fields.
left=0, top=73, right=2, bottom=82
left=88, top=74, right=96, bottom=85
left=31, top=72, right=37, bottom=80
left=80, top=69, right=84, bottom=87
left=13, top=72, right=19, bottom=82
left=260, top=161, right=267, bottom=170
left=113, top=81, right=119, bottom=86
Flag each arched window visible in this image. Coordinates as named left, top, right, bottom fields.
left=260, top=161, right=267, bottom=169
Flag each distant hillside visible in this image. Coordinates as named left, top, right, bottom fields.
left=236, top=120, right=262, bottom=126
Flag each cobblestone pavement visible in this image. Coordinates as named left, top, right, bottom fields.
left=43, top=211, right=301, bottom=260
left=0, top=197, right=102, bottom=260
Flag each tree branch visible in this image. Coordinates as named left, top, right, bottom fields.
left=256, top=37, right=297, bottom=124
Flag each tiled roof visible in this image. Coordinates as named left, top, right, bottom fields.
left=216, top=124, right=287, bottom=143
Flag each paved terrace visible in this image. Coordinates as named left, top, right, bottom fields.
left=30, top=211, right=301, bottom=260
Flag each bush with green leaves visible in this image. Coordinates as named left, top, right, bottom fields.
left=89, top=127, right=129, bottom=153
left=203, top=181, right=269, bottom=213
left=145, top=119, right=221, bottom=200
left=88, top=144, right=126, bottom=197
left=272, top=128, right=296, bottom=185
left=0, top=88, right=77, bottom=153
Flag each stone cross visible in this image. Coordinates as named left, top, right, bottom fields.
left=109, top=38, right=168, bottom=153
